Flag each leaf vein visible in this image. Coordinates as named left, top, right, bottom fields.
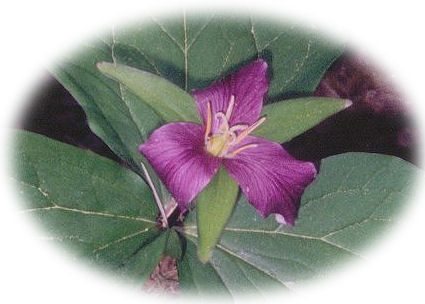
left=22, top=205, right=156, bottom=224
left=259, top=31, right=287, bottom=52
left=183, top=12, right=188, bottom=91
left=184, top=230, right=290, bottom=288
left=249, top=17, right=261, bottom=55
left=151, top=17, right=185, bottom=52
left=186, top=15, right=215, bottom=50
left=93, top=227, right=151, bottom=253
left=222, top=227, right=362, bottom=257
left=277, top=39, right=312, bottom=92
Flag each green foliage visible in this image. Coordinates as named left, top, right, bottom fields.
left=179, top=153, right=417, bottom=296
left=255, top=97, right=351, bottom=143
left=13, top=131, right=163, bottom=283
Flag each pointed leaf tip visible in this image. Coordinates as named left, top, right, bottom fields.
left=254, top=97, right=350, bottom=143
left=344, top=99, right=353, bottom=109
left=198, top=245, right=213, bottom=264
left=96, top=62, right=124, bottom=80
left=96, top=61, right=113, bottom=72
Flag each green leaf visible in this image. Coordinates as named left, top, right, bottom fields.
left=49, top=36, right=171, bottom=205
left=196, top=167, right=239, bottom=263
left=249, top=17, right=344, bottom=98
left=50, top=46, right=161, bottom=175
left=179, top=153, right=417, bottom=296
left=254, top=97, right=351, bottom=143
left=119, top=232, right=168, bottom=284
left=178, top=240, right=232, bottom=297
left=97, top=62, right=200, bottom=123
left=12, top=130, right=164, bottom=283
left=164, top=228, right=184, bottom=259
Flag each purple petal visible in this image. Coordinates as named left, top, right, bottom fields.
left=139, top=123, right=220, bottom=210
left=222, top=136, right=316, bottom=226
left=192, top=59, right=268, bottom=129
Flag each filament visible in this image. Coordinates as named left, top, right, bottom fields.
left=231, top=144, right=258, bottom=156
left=205, top=101, right=212, bottom=140
left=235, top=117, right=266, bottom=144
left=226, top=95, right=235, bottom=121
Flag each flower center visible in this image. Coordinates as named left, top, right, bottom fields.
left=204, top=95, right=265, bottom=158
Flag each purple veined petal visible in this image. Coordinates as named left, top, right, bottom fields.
left=139, top=122, right=220, bottom=210
left=192, top=59, right=269, bottom=130
left=222, top=136, right=316, bottom=226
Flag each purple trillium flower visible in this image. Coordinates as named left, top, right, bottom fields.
left=139, top=60, right=316, bottom=225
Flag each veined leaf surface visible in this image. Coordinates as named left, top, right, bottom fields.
left=178, top=153, right=417, bottom=296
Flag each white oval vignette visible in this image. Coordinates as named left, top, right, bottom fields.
left=0, top=1, right=424, bottom=304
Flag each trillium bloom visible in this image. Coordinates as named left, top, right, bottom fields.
left=139, top=60, right=316, bottom=225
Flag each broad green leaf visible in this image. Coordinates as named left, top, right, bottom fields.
left=12, top=130, right=164, bottom=282
left=254, top=97, right=351, bottom=143
left=97, top=62, right=200, bottom=123
left=196, top=167, right=239, bottom=263
left=179, top=153, right=417, bottom=296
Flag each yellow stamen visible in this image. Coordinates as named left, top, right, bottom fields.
left=235, top=117, right=266, bottom=144
left=205, top=101, right=212, bottom=140
left=226, top=95, right=235, bottom=121
left=231, top=144, right=258, bottom=156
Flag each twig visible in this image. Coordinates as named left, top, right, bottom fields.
left=140, top=162, right=168, bottom=228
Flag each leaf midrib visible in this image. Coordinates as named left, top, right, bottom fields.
left=16, top=178, right=156, bottom=224
left=14, top=153, right=150, bottom=207
left=22, top=205, right=156, bottom=224
left=182, top=225, right=361, bottom=257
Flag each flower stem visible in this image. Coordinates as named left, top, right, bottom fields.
left=140, top=162, right=169, bottom=229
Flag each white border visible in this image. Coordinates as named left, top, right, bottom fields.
left=1, top=1, right=424, bottom=304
